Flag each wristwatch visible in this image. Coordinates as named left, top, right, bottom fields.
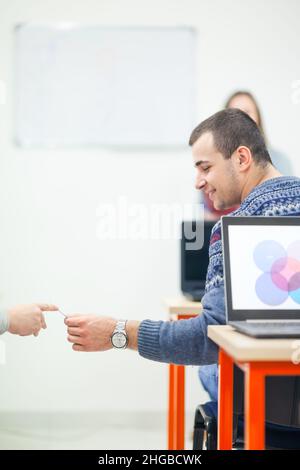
left=111, top=320, right=128, bottom=349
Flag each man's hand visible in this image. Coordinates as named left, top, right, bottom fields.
left=8, top=303, right=58, bottom=337
left=65, top=315, right=117, bottom=351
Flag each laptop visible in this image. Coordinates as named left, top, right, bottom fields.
left=222, top=216, right=300, bottom=338
left=181, top=220, right=215, bottom=301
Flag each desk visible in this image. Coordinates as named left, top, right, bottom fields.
left=208, top=325, right=300, bottom=450
left=164, top=298, right=202, bottom=450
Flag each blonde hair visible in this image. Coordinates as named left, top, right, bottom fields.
left=225, top=90, right=265, bottom=138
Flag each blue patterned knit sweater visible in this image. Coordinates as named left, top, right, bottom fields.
left=138, top=176, right=300, bottom=369
left=206, top=176, right=300, bottom=293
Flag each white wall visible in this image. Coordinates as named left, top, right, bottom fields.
left=0, top=0, right=299, bottom=416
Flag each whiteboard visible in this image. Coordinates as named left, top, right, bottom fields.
left=14, top=24, right=196, bottom=147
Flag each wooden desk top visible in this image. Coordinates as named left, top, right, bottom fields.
left=208, top=325, right=300, bottom=362
left=163, top=297, right=202, bottom=316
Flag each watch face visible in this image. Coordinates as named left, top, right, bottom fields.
left=112, top=332, right=127, bottom=349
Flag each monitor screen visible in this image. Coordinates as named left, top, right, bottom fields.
left=228, top=224, right=300, bottom=310
left=181, top=221, right=214, bottom=283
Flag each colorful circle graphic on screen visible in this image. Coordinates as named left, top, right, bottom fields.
left=253, top=240, right=300, bottom=305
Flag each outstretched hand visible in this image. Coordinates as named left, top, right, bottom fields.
left=8, top=303, right=59, bottom=336
left=65, top=315, right=117, bottom=351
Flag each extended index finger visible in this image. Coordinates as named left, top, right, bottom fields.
left=37, top=303, right=59, bottom=311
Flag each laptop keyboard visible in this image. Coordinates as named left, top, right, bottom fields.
left=231, top=321, right=300, bottom=338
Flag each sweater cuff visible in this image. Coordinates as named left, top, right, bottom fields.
left=0, top=310, right=9, bottom=335
left=138, top=319, right=164, bottom=362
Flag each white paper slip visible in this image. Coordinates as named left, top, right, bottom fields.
left=58, top=309, right=67, bottom=318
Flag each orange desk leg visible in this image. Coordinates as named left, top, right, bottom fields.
left=245, top=363, right=265, bottom=450
left=167, top=314, right=196, bottom=450
left=218, top=348, right=234, bottom=450
left=168, top=363, right=175, bottom=449
left=168, top=363, right=185, bottom=450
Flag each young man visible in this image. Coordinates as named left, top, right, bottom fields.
left=65, top=109, right=300, bottom=401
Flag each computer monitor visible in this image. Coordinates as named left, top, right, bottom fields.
left=181, top=220, right=215, bottom=301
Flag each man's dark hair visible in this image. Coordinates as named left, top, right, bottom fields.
left=189, top=108, right=272, bottom=167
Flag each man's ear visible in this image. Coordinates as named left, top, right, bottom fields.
left=234, top=145, right=252, bottom=172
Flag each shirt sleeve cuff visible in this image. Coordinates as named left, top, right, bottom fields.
left=137, top=319, right=164, bottom=362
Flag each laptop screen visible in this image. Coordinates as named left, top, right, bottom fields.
left=222, top=217, right=300, bottom=321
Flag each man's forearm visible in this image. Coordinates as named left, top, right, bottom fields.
left=137, top=286, right=226, bottom=365
left=127, top=320, right=141, bottom=350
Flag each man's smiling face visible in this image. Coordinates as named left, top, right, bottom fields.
left=192, top=131, right=241, bottom=211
